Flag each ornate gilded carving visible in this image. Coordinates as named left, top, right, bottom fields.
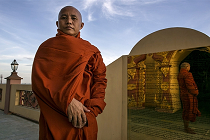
left=206, top=46, right=210, bottom=53
left=127, top=55, right=146, bottom=108
left=127, top=56, right=137, bottom=82
left=152, top=51, right=174, bottom=110
left=160, top=96, right=171, bottom=109
left=160, top=59, right=170, bottom=77
left=127, top=84, right=137, bottom=91
left=156, top=51, right=170, bottom=77
left=161, top=82, right=169, bottom=91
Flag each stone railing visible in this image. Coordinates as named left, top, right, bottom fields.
left=9, top=84, right=40, bottom=122
left=0, top=84, right=6, bottom=110
left=0, top=88, right=2, bottom=101
left=0, top=84, right=40, bottom=122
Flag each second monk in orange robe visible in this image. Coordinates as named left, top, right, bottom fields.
left=177, top=62, right=201, bottom=134
left=32, top=6, right=107, bottom=140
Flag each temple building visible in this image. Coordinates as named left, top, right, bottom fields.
left=97, top=27, right=210, bottom=140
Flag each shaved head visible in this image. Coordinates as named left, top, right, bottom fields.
left=181, top=62, right=190, bottom=69
left=181, top=62, right=191, bottom=71
left=56, top=6, right=84, bottom=36
left=58, top=6, right=82, bottom=22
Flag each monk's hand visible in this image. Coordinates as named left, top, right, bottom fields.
left=67, top=98, right=90, bottom=128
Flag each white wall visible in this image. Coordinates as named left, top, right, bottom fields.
left=97, top=55, right=128, bottom=140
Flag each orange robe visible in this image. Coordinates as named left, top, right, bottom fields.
left=177, top=68, right=201, bottom=122
left=32, top=29, right=107, bottom=140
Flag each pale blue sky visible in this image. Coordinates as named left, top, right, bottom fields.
left=0, top=0, right=210, bottom=83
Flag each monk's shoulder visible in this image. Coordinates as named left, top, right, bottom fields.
left=79, top=38, right=100, bottom=53
left=39, top=36, right=58, bottom=47
left=187, top=72, right=193, bottom=78
left=182, top=71, right=193, bottom=81
left=178, top=70, right=187, bottom=79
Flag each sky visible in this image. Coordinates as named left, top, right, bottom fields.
left=0, top=0, right=210, bottom=84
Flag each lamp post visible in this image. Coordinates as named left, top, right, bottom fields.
left=5, top=59, right=22, bottom=82
left=11, top=59, right=19, bottom=72
left=4, top=59, right=23, bottom=114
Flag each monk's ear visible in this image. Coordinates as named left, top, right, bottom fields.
left=56, top=21, right=58, bottom=28
left=80, top=22, right=84, bottom=30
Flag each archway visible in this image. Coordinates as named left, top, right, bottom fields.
left=180, top=50, right=210, bottom=114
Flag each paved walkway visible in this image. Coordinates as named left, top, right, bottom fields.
left=0, top=108, right=210, bottom=140
left=0, top=110, right=39, bottom=140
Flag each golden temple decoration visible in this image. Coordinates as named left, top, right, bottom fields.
left=154, top=94, right=160, bottom=104
left=206, top=46, right=210, bottom=53
left=137, top=61, right=146, bottom=70
left=161, top=82, right=169, bottom=91
left=156, top=51, right=170, bottom=77
left=160, top=59, right=170, bottom=77
left=156, top=51, right=168, bottom=57
left=127, top=55, right=146, bottom=108
left=156, top=63, right=162, bottom=103
left=147, top=53, right=153, bottom=57
left=160, top=96, right=171, bottom=109
left=171, top=50, right=178, bottom=59
left=128, top=95, right=137, bottom=107
left=127, top=56, right=136, bottom=82
left=127, top=84, right=137, bottom=91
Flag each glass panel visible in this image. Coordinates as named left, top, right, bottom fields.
left=127, top=47, right=210, bottom=140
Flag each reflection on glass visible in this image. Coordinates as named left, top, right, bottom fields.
left=127, top=47, right=210, bottom=140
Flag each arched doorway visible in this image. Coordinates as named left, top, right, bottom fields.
left=180, top=50, right=210, bottom=114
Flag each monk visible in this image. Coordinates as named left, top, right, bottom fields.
left=32, top=6, right=107, bottom=140
left=177, top=62, right=201, bottom=134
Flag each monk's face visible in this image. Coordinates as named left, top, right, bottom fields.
left=56, top=6, right=84, bottom=37
left=187, top=65, right=190, bottom=71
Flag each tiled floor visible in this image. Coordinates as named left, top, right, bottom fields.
left=128, top=108, right=210, bottom=140
left=0, top=110, right=39, bottom=140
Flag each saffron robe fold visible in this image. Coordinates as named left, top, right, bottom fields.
left=177, top=68, right=201, bottom=122
left=32, top=29, right=107, bottom=140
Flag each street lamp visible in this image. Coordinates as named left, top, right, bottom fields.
left=4, top=60, right=22, bottom=114
left=11, top=59, right=19, bottom=72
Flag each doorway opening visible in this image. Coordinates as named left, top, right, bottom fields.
left=180, top=50, right=210, bottom=115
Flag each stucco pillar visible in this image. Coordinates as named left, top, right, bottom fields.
left=4, top=72, right=22, bottom=114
